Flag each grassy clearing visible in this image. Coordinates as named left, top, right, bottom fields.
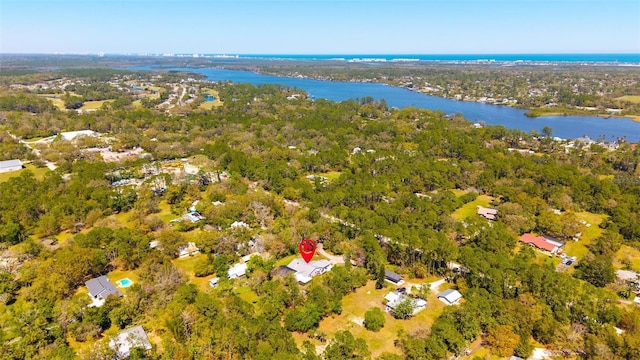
left=317, top=171, right=342, bottom=183
left=449, top=189, right=468, bottom=197
left=614, top=245, right=640, bottom=272
left=562, top=212, right=606, bottom=261
left=616, top=95, right=640, bottom=104
left=157, top=201, right=175, bottom=223
left=199, top=89, right=223, bottom=110
left=38, top=94, right=66, bottom=111
left=0, top=163, right=50, bottom=183
left=80, top=100, right=113, bottom=110
left=295, top=280, right=447, bottom=357
left=235, top=285, right=260, bottom=305
left=451, top=195, right=493, bottom=221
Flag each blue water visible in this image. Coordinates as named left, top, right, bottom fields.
left=206, top=53, right=640, bottom=63
left=204, top=94, right=215, bottom=102
left=117, top=278, right=132, bottom=287
left=163, top=67, right=640, bottom=142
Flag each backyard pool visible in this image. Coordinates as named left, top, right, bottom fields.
left=116, top=278, right=133, bottom=287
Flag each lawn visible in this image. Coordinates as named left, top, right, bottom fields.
left=614, top=245, right=640, bottom=272
left=616, top=95, right=640, bottom=104
left=38, top=94, right=66, bottom=111
left=562, top=212, right=607, bottom=261
left=449, top=189, right=468, bottom=197
left=295, top=280, right=447, bottom=357
left=157, top=201, right=175, bottom=223
left=316, top=171, right=342, bottom=183
left=451, top=195, right=493, bottom=221
left=0, top=163, right=50, bottom=183
left=80, top=100, right=113, bottom=110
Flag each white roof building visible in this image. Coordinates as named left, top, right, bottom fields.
left=286, top=258, right=333, bottom=284
left=438, top=289, right=463, bottom=305
left=0, top=159, right=23, bottom=173
left=109, top=325, right=152, bottom=359
left=228, top=263, right=247, bottom=279
left=60, top=130, right=99, bottom=141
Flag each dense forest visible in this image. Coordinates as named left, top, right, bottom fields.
left=0, top=66, right=639, bottom=360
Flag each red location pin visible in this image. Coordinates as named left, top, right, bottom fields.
left=299, top=238, right=317, bottom=263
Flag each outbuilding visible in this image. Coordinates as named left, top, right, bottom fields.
left=0, top=159, right=23, bottom=173
left=438, top=289, right=463, bottom=305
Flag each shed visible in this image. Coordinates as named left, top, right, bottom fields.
left=384, top=270, right=404, bottom=285
left=438, top=289, right=463, bottom=305
left=0, top=159, right=23, bottom=173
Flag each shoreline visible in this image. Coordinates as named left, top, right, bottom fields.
left=523, top=109, right=640, bottom=123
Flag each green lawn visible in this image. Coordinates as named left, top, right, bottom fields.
left=0, top=164, right=50, bottom=183
left=562, top=212, right=607, bottom=261
left=80, top=100, right=113, bottom=110
left=616, top=95, right=640, bottom=104
left=614, top=245, right=640, bottom=272
left=316, top=171, right=342, bottom=183
left=451, top=195, right=493, bottom=221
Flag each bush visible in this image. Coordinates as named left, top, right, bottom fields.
left=364, top=307, right=385, bottom=331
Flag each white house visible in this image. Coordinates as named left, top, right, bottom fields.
left=208, top=277, right=220, bottom=287
left=438, top=289, right=463, bottom=305
left=384, top=291, right=426, bottom=315
left=60, top=130, right=99, bottom=141
left=109, top=325, right=152, bottom=359
left=178, top=242, right=200, bottom=258
left=0, top=159, right=23, bottom=173
left=286, top=258, right=333, bottom=284
left=228, top=263, right=247, bottom=279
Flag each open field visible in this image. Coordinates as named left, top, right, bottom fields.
left=294, top=280, right=447, bottom=357
left=562, top=212, right=607, bottom=262
left=451, top=195, right=493, bottom=220
left=614, top=245, right=640, bottom=272
left=37, top=94, right=66, bottom=110
left=0, top=163, right=50, bottom=183
left=616, top=95, right=640, bottom=104
left=80, top=99, right=113, bottom=110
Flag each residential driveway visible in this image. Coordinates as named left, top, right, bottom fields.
left=317, top=243, right=345, bottom=264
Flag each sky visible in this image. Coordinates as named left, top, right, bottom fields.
left=1, top=0, right=639, bottom=54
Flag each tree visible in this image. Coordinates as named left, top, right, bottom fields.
left=363, top=307, right=385, bottom=332
left=542, top=126, right=553, bottom=138
left=323, top=330, right=370, bottom=360
left=393, top=299, right=415, bottom=320
left=485, top=324, right=520, bottom=357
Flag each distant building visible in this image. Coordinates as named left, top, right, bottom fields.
left=438, top=289, right=463, bottom=305
left=477, top=206, right=498, bottom=221
left=109, top=325, right=152, bottom=359
left=59, top=130, right=99, bottom=141
left=0, top=159, right=23, bottom=173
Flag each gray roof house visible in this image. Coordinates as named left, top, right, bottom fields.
left=286, top=258, right=333, bottom=284
left=384, top=270, right=404, bottom=285
left=438, top=289, right=463, bottom=305
left=109, top=325, right=152, bottom=359
left=86, top=275, right=122, bottom=302
left=0, top=159, right=23, bottom=173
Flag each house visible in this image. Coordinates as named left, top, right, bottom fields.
left=286, top=258, right=333, bottom=284
left=59, top=130, right=99, bottom=141
left=230, top=221, right=249, bottom=229
left=0, top=159, right=23, bottom=173
left=228, top=263, right=248, bottom=279
left=616, top=270, right=640, bottom=290
left=109, top=325, right=152, bottom=359
left=384, top=291, right=426, bottom=315
left=178, top=242, right=200, bottom=258
left=384, top=270, right=404, bottom=286
left=519, top=233, right=561, bottom=254
left=438, top=289, right=463, bottom=305
left=477, top=206, right=498, bottom=220
left=86, top=276, right=122, bottom=306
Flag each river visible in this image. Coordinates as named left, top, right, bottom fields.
left=171, top=67, right=640, bottom=142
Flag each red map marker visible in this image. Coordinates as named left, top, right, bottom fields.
left=299, top=238, right=317, bottom=263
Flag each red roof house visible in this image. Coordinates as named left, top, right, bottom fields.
left=519, top=233, right=559, bottom=253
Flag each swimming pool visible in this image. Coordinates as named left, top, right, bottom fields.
left=117, top=278, right=133, bottom=287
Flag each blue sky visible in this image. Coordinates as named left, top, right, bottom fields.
left=1, top=0, right=639, bottom=54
